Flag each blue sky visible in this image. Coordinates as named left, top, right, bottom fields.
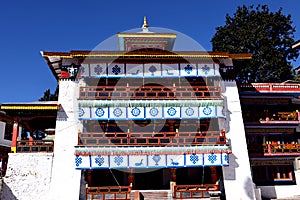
left=0, top=0, right=299, bottom=103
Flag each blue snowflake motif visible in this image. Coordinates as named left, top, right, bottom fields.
left=203, top=106, right=212, bottom=115
left=202, top=64, right=210, bottom=75
left=113, top=107, right=123, bottom=117
left=112, top=65, right=121, bottom=75
left=152, top=155, right=161, bottom=166
left=224, top=154, right=229, bottom=163
left=114, top=155, right=123, bottom=166
left=190, top=154, right=199, bottom=164
left=95, top=108, right=105, bottom=117
left=95, top=156, right=105, bottom=166
left=167, top=107, right=177, bottom=116
left=149, top=107, right=159, bottom=117
left=185, top=107, right=195, bottom=116
left=75, top=156, right=82, bottom=167
left=94, top=64, right=103, bottom=75
left=78, top=108, right=85, bottom=117
left=184, top=64, right=193, bottom=74
left=131, top=107, right=141, bottom=117
left=208, top=153, right=217, bottom=164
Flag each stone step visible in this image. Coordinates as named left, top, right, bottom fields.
left=130, top=190, right=210, bottom=200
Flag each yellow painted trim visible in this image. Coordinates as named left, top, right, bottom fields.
left=11, top=147, right=16, bottom=153
left=1, top=105, right=59, bottom=110
left=118, top=33, right=177, bottom=38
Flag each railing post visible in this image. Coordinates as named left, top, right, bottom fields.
left=11, top=121, right=19, bottom=153
left=268, top=144, right=272, bottom=154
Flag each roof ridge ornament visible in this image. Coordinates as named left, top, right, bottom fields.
left=142, top=16, right=149, bottom=32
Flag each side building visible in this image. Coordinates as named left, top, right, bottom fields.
left=239, top=83, right=300, bottom=199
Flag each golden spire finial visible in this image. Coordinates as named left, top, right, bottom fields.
left=142, top=16, right=149, bottom=29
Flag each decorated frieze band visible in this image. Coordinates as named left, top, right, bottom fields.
left=77, top=63, right=221, bottom=78
left=74, top=153, right=229, bottom=169
left=78, top=105, right=225, bottom=120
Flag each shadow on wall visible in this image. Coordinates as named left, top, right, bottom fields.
left=1, top=181, right=17, bottom=200
left=57, top=106, right=68, bottom=121
left=223, top=152, right=239, bottom=181
left=259, top=186, right=277, bottom=200
left=244, top=176, right=255, bottom=199
left=79, top=170, right=87, bottom=200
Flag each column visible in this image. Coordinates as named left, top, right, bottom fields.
left=86, top=170, right=93, bottom=186
left=11, top=121, right=18, bottom=153
left=128, top=169, right=134, bottom=187
left=209, top=166, right=218, bottom=184
left=170, top=168, right=177, bottom=182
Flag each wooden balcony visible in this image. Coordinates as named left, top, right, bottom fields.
left=79, top=86, right=221, bottom=99
left=86, top=185, right=131, bottom=200
left=173, top=184, right=219, bottom=199
left=78, top=131, right=226, bottom=146
left=248, top=144, right=300, bottom=156
left=16, top=140, right=54, bottom=153
left=239, top=83, right=300, bottom=93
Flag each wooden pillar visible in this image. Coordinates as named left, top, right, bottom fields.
left=86, top=170, right=93, bottom=186
left=128, top=169, right=134, bottom=187
left=170, top=168, right=177, bottom=182
left=11, top=121, right=18, bottom=153
left=209, top=166, right=218, bottom=184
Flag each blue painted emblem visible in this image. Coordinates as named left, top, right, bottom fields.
left=170, top=158, right=179, bottom=165
left=203, top=106, right=212, bottom=115
left=152, top=155, right=161, bottom=166
left=202, top=64, right=210, bottom=75
left=185, top=107, right=194, bottom=116
left=149, top=65, right=157, bottom=76
left=208, top=153, right=217, bottom=164
left=75, top=156, right=82, bottom=167
left=113, top=107, right=123, bottom=117
left=114, top=155, right=123, bottom=166
left=112, top=65, right=121, bottom=75
left=78, top=108, right=85, bottom=117
left=224, top=154, right=229, bottom=163
left=190, top=154, right=199, bottom=164
left=95, top=156, right=105, bottom=166
left=131, top=107, right=141, bottom=117
left=149, top=107, right=159, bottom=117
left=94, top=64, right=103, bottom=75
left=95, top=108, right=105, bottom=117
left=167, top=107, right=177, bottom=116
left=184, top=64, right=193, bottom=74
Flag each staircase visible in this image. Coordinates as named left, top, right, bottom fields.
left=130, top=190, right=170, bottom=200
left=130, top=190, right=212, bottom=200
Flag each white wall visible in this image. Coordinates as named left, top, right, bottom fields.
left=1, top=153, right=53, bottom=200
left=47, top=80, right=82, bottom=200
left=222, top=80, right=256, bottom=200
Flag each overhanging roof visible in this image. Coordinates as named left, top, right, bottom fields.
left=41, top=50, right=251, bottom=80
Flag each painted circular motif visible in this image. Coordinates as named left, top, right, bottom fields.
left=95, top=108, right=105, bottom=117
left=149, top=107, right=159, bottom=116
left=78, top=108, right=85, bottom=117
left=185, top=107, right=195, bottom=116
left=131, top=107, right=141, bottom=117
left=167, top=107, right=177, bottom=116
left=113, top=107, right=123, bottom=117
left=203, top=106, right=212, bottom=115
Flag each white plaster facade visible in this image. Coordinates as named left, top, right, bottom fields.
left=1, top=153, right=53, bottom=200
left=222, top=79, right=257, bottom=200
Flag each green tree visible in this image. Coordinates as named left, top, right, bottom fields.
left=211, top=4, right=299, bottom=83
left=39, top=85, right=59, bottom=101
